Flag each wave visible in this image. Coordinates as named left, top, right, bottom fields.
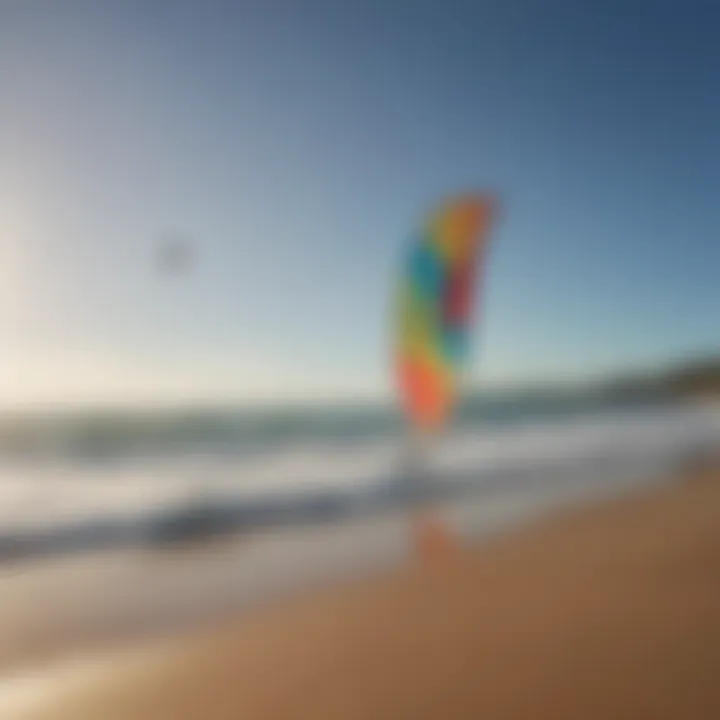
left=0, top=401, right=717, bottom=562
left=0, top=391, right=673, bottom=463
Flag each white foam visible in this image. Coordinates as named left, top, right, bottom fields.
left=0, top=404, right=717, bottom=535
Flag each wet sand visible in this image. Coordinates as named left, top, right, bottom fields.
left=10, top=467, right=720, bottom=719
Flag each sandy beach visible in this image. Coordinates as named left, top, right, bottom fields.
left=4, top=463, right=718, bottom=719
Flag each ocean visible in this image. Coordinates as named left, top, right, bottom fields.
left=0, top=391, right=718, bottom=564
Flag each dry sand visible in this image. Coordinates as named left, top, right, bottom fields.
left=11, top=467, right=720, bottom=719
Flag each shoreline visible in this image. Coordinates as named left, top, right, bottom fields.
left=3, top=462, right=720, bottom=718
left=0, top=461, right=672, bottom=676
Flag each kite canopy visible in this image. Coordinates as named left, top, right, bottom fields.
left=395, top=195, right=495, bottom=432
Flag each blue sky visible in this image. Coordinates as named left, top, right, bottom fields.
left=1, top=0, right=718, bottom=406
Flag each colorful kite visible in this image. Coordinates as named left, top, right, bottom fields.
left=395, top=194, right=495, bottom=433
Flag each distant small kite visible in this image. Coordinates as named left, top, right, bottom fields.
left=155, top=236, right=195, bottom=277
